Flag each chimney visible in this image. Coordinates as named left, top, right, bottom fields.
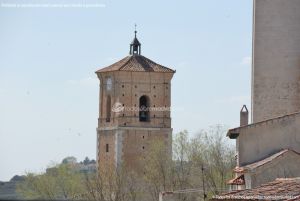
left=240, top=105, right=249, bottom=126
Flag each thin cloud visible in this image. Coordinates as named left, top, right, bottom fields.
left=0, top=88, right=6, bottom=94
left=177, top=61, right=189, bottom=68
left=241, top=56, right=251, bottom=66
left=66, top=77, right=98, bottom=87
left=107, top=57, right=119, bottom=62
left=215, top=95, right=250, bottom=104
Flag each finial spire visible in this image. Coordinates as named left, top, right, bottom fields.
left=129, top=24, right=141, bottom=55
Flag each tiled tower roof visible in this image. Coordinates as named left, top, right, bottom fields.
left=96, top=55, right=175, bottom=73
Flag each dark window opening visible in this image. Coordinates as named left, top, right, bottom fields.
left=106, top=144, right=109, bottom=152
left=139, top=95, right=150, bottom=122
left=106, top=96, right=111, bottom=122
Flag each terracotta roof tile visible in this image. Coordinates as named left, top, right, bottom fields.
left=227, top=174, right=245, bottom=185
left=96, top=55, right=175, bottom=73
left=213, top=178, right=300, bottom=200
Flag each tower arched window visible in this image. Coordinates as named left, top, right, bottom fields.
left=139, top=95, right=150, bottom=122
left=106, top=96, right=111, bottom=122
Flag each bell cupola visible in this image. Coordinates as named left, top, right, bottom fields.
left=129, top=25, right=141, bottom=55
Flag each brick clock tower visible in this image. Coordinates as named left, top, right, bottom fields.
left=95, top=30, right=175, bottom=172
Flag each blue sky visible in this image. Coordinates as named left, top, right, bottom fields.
left=0, top=0, right=253, bottom=181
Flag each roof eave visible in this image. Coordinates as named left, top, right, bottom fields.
left=95, top=69, right=176, bottom=73
left=227, top=130, right=240, bottom=139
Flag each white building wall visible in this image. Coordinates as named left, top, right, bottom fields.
left=252, top=0, right=300, bottom=122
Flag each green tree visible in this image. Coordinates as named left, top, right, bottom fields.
left=82, top=166, right=141, bottom=201
left=17, top=164, right=84, bottom=200
left=141, top=139, right=173, bottom=201
left=83, top=157, right=90, bottom=165
left=143, top=125, right=235, bottom=201
left=189, top=125, right=235, bottom=197
left=17, top=125, right=235, bottom=201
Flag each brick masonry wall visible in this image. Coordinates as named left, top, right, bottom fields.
left=96, top=70, right=174, bottom=173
